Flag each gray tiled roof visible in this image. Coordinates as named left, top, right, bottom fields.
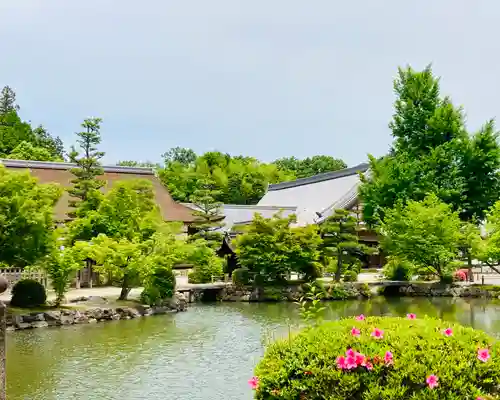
left=258, top=163, right=369, bottom=225
left=181, top=203, right=297, bottom=232
left=0, top=158, right=155, bottom=175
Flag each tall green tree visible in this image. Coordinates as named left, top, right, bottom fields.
left=380, top=194, right=462, bottom=281
left=67, top=117, right=105, bottom=218
left=188, top=178, right=224, bottom=248
left=360, top=65, right=500, bottom=226
left=162, top=146, right=197, bottom=166
left=319, top=209, right=372, bottom=281
left=0, top=86, right=19, bottom=114
left=0, top=165, right=62, bottom=268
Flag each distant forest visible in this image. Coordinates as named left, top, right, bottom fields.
left=0, top=85, right=346, bottom=205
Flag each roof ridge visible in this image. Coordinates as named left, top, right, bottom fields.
left=0, top=158, right=155, bottom=175
left=268, top=163, right=369, bottom=191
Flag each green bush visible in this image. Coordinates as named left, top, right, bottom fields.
left=383, top=257, right=414, bottom=281
left=187, top=244, right=224, bottom=284
left=253, top=316, right=500, bottom=399
left=232, top=267, right=250, bottom=286
left=10, top=279, right=47, bottom=308
left=141, top=267, right=176, bottom=306
left=440, top=274, right=454, bottom=284
left=342, top=270, right=358, bottom=282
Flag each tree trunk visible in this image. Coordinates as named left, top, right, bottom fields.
left=335, top=253, right=342, bottom=282
left=467, top=251, right=474, bottom=282
left=118, top=275, right=131, bottom=301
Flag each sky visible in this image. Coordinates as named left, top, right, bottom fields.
left=1, top=1, right=499, bottom=167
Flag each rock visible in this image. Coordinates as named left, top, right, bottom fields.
left=111, top=313, right=121, bottom=320
left=31, top=321, right=48, bottom=329
left=44, top=311, right=62, bottom=326
left=60, top=314, right=75, bottom=325
left=17, top=322, right=32, bottom=330
left=88, top=318, right=98, bottom=324
left=6, top=326, right=15, bottom=332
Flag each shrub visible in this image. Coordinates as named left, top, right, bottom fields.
left=187, top=243, right=224, bottom=284
left=382, top=257, right=414, bottom=281
left=342, top=270, right=358, bottom=282
left=141, top=267, right=176, bottom=306
left=10, top=279, right=47, bottom=308
left=232, top=267, right=250, bottom=286
left=440, top=274, right=454, bottom=284
left=253, top=316, right=500, bottom=399
left=454, top=269, right=468, bottom=282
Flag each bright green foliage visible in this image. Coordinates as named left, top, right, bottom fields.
left=67, top=117, right=105, bottom=218
left=67, top=179, right=160, bottom=243
left=234, top=213, right=322, bottom=284
left=116, top=160, right=159, bottom=168
left=380, top=195, right=462, bottom=280
left=187, top=241, right=224, bottom=283
left=0, top=86, right=64, bottom=160
left=10, top=279, right=47, bottom=308
left=295, top=284, right=326, bottom=326
left=157, top=148, right=294, bottom=205
left=42, top=240, right=91, bottom=306
left=7, top=140, right=55, bottom=161
left=0, top=165, right=61, bottom=268
left=320, top=209, right=372, bottom=282
left=140, top=267, right=176, bottom=306
left=382, top=256, right=415, bottom=281
left=360, top=66, right=500, bottom=225
left=476, top=201, right=500, bottom=274
left=254, top=316, right=500, bottom=399
left=273, top=155, right=347, bottom=179
left=232, top=267, right=250, bottom=286
left=342, top=270, right=358, bottom=282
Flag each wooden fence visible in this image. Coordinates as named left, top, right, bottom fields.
left=0, top=268, right=49, bottom=289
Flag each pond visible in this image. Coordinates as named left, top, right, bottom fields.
left=7, top=297, right=500, bottom=400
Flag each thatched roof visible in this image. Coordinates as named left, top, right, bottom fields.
left=0, top=159, right=198, bottom=223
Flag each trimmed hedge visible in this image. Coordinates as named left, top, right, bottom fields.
left=253, top=316, right=500, bottom=399
left=10, top=279, right=47, bottom=308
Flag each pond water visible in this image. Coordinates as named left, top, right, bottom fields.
left=7, top=297, right=500, bottom=400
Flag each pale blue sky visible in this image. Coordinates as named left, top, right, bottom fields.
left=1, top=1, right=499, bottom=166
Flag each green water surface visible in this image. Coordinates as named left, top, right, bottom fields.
left=7, top=297, right=500, bottom=400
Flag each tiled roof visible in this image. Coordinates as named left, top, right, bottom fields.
left=1, top=158, right=197, bottom=223
left=258, top=163, right=369, bottom=225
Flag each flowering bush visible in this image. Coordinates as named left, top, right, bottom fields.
left=454, top=269, right=468, bottom=281
left=252, top=316, right=500, bottom=399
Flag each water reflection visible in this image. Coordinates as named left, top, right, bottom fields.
left=7, top=297, right=500, bottom=399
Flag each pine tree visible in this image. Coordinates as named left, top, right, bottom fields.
left=189, top=177, right=224, bottom=249
left=319, top=209, right=371, bottom=281
left=0, top=86, right=19, bottom=114
left=67, top=117, right=105, bottom=218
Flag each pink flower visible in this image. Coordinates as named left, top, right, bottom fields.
left=443, top=328, right=453, bottom=337
left=346, top=348, right=356, bottom=358
left=476, top=397, right=483, bottom=400
left=371, top=328, right=384, bottom=339
left=365, top=362, right=373, bottom=370
left=336, top=355, right=347, bottom=369
left=351, top=327, right=361, bottom=337
left=355, top=352, right=366, bottom=367
left=248, top=376, right=259, bottom=390
left=478, top=348, right=490, bottom=362
left=426, top=374, right=439, bottom=389
left=355, top=314, right=365, bottom=321
left=384, top=351, right=393, bottom=365
left=407, top=313, right=416, bottom=320
left=346, top=355, right=357, bottom=370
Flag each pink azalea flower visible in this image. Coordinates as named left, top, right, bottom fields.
left=476, top=397, right=483, bottom=400
left=407, top=313, right=416, bottom=320
left=371, top=328, right=384, bottom=339
left=351, top=327, right=361, bottom=337
left=248, top=376, right=259, bottom=390
left=384, top=351, right=393, bottom=365
left=346, top=355, right=357, bottom=370
left=478, top=348, right=490, bottom=362
left=336, top=355, right=347, bottom=369
left=355, top=314, right=365, bottom=321
left=346, top=348, right=356, bottom=358
left=365, top=362, right=373, bottom=370
left=426, top=374, right=439, bottom=389
left=443, top=328, right=453, bottom=337
left=355, top=352, right=366, bottom=366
